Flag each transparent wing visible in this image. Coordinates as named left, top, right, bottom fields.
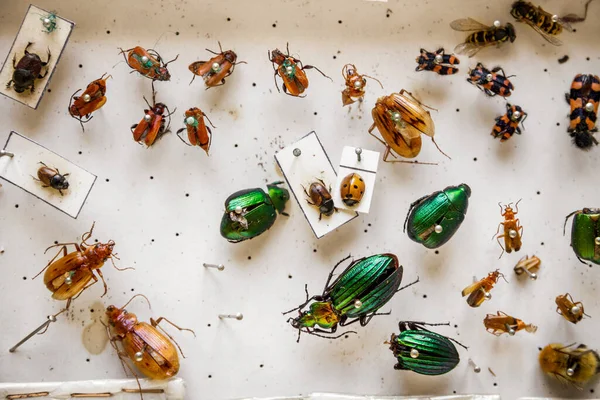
left=450, top=18, right=492, bottom=32
left=454, top=42, right=489, bottom=57
left=524, top=21, right=564, bottom=46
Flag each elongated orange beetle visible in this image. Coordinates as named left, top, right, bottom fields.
left=461, top=269, right=507, bottom=308
left=556, top=293, right=589, bottom=324
left=493, top=200, right=523, bottom=258
left=483, top=311, right=537, bottom=336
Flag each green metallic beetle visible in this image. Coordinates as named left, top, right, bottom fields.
left=388, top=321, right=467, bottom=375
left=284, top=254, right=419, bottom=342
left=564, top=208, right=600, bottom=265
left=404, top=184, right=471, bottom=249
left=220, top=181, right=290, bottom=243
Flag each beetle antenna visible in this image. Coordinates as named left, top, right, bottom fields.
left=120, top=293, right=152, bottom=311
left=362, top=74, right=384, bottom=89
left=110, top=256, right=134, bottom=272
left=448, top=336, right=469, bottom=350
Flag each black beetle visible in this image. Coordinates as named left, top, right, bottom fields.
left=33, top=162, right=69, bottom=195
left=7, top=42, right=51, bottom=94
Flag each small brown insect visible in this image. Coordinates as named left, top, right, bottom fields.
left=33, top=161, right=69, bottom=195
left=188, top=42, right=246, bottom=88
left=303, top=179, right=337, bottom=220
left=513, top=255, right=540, bottom=280
left=493, top=200, right=523, bottom=258
left=461, top=269, right=507, bottom=307
left=176, top=107, right=215, bottom=154
left=556, top=293, right=589, bottom=324
left=483, top=311, right=537, bottom=336
left=341, top=63, right=383, bottom=106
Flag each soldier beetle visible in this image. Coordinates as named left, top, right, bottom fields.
left=415, top=48, right=460, bottom=75
left=176, top=107, right=215, bottom=154
left=483, top=311, right=537, bottom=336
left=189, top=42, right=246, bottom=88
left=341, top=63, right=383, bottom=106
left=105, top=294, right=195, bottom=387
left=33, top=161, right=69, bottom=195
left=268, top=43, right=331, bottom=97
left=467, top=62, right=514, bottom=97
left=556, top=293, right=589, bottom=324
left=131, top=83, right=176, bottom=147
left=514, top=255, right=540, bottom=280
left=68, top=73, right=111, bottom=131
left=118, top=46, right=178, bottom=81
left=493, top=200, right=523, bottom=258
left=491, top=103, right=527, bottom=142
left=369, top=90, right=450, bottom=164
left=461, top=269, right=507, bottom=308
left=33, top=223, right=130, bottom=310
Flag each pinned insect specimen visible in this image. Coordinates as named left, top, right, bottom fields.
left=450, top=18, right=516, bottom=57
left=493, top=200, right=523, bottom=258
left=189, top=42, right=246, bottom=88
left=6, top=42, right=51, bottom=93
left=341, top=63, right=383, bottom=106
left=33, top=162, right=69, bottom=195
left=461, top=270, right=507, bottom=307
left=68, top=73, right=111, bottom=131
left=415, top=48, right=460, bottom=75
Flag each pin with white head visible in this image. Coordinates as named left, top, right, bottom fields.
left=212, top=62, right=221, bottom=73
left=468, top=358, right=481, bottom=373
left=144, top=114, right=152, bottom=123
left=219, top=313, right=243, bottom=320
left=434, top=54, right=443, bottom=64
left=494, top=20, right=501, bottom=28
left=514, top=255, right=540, bottom=281
left=9, top=313, right=60, bottom=352
left=293, top=148, right=302, bottom=157
left=504, top=323, right=516, bottom=336
left=355, top=148, right=362, bottom=162
left=586, top=102, right=595, bottom=112
left=203, top=263, right=225, bottom=271
left=141, top=55, right=149, bottom=64
left=0, top=150, right=15, bottom=158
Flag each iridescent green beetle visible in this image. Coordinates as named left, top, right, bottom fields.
left=404, top=184, right=471, bottom=249
left=564, top=208, right=600, bottom=265
left=284, top=254, right=419, bottom=341
left=220, top=181, right=289, bottom=243
left=388, top=321, right=466, bottom=375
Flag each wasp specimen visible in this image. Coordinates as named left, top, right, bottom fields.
left=484, top=311, right=537, bottom=336
left=341, top=63, right=383, bottom=106
left=33, top=162, right=69, bottom=195
left=461, top=270, right=506, bottom=308
left=491, top=103, right=527, bottom=142
left=188, top=42, right=246, bottom=88
left=450, top=18, right=516, bottom=57
left=131, top=83, right=176, bottom=147
left=268, top=43, right=331, bottom=97
left=415, top=48, right=460, bottom=75
left=566, top=74, right=600, bottom=149
left=467, top=63, right=514, bottom=97
left=556, top=293, right=589, bottom=324
left=493, top=200, right=523, bottom=258
left=68, top=73, right=111, bottom=131
left=539, top=343, right=600, bottom=388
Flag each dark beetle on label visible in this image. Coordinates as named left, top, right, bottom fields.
left=304, top=179, right=337, bottom=220
left=34, top=162, right=69, bottom=195
left=220, top=181, right=289, bottom=243
left=7, top=42, right=51, bottom=94
left=388, top=321, right=466, bottom=375
left=404, top=184, right=471, bottom=249
left=564, top=208, right=600, bottom=265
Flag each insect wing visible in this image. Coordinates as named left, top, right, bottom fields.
left=144, top=115, right=164, bottom=146
left=189, top=61, right=211, bottom=77
left=454, top=41, right=493, bottom=57
left=51, top=268, right=94, bottom=300
left=450, top=18, right=493, bottom=31
left=123, top=322, right=180, bottom=379
left=523, top=20, right=563, bottom=46
left=389, top=93, right=435, bottom=138
left=44, top=251, right=84, bottom=284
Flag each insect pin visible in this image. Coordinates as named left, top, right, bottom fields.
left=40, top=11, right=57, bottom=33
left=388, top=321, right=467, bottom=375
left=176, top=107, right=215, bottom=155
left=467, top=63, right=514, bottom=97
left=283, top=254, right=418, bottom=342
left=539, top=343, right=600, bottom=388
left=556, top=293, right=589, bottom=324
left=105, top=294, right=195, bottom=387
left=33, top=162, right=69, bottom=195
left=565, top=74, right=600, bottom=149
left=483, top=311, right=537, bottom=336
left=188, top=42, right=246, bottom=88
left=450, top=18, right=516, bottom=57
left=564, top=208, right=600, bottom=265
left=118, top=46, right=178, bottom=81
left=513, top=255, right=540, bottom=280
left=131, top=83, right=176, bottom=147
left=461, top=269, right=507, bottom=307
left=493, top=200, right=523, bottom=258
left=369, top=90, right=450, bottom=164
left=491, top=103, right=527, bottom=141
left=415, top=48, right=460, bottom=75
left=341, top=63, right=383, bottom=106
left=68, top=73, right=111, bottom=131
left=303, top=179, right=337, bottom=220
left=268, top=43, right=331, bottom=97
left=6, top=42, right=51, bottom=94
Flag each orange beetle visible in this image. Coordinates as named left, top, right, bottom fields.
left=483, top=311, right=537, bottom=336
left=493, top=200, right=523, bottom=258
left=33, top=223, right=127, bottom=309
left=68, top=73, right=111, bottom=131
left=461, top=269, right=506, bottom=308
left=188, top=42, right=246, bottom=88
left=176, top=107, right=215, bottom=154
left=341, top=63, right=383, bottom=106
left=106, top=295, right=195, bottom=381
left=131, top=84, right=176, bottom=147
left=118, top=46, right=178, bottom=81
left=556, top=293, right=589, bottom=324
left=268, top=43, right=331, bottom=97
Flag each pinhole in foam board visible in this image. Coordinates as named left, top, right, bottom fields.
left=0, top=4, right=75, bottom=109
left=274, top=131, right=358, bottom=239
left=0, top=131, right=96, bottom=218
left=332, top=146, right=379, bottom=214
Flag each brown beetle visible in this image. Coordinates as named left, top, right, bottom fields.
left=483, top=311, right=537, bottom=336
left=340, top=173, right=365, bottom=206
left=461, top=270, right=507, bottom=308
left=6, top=42, right=51, bottom=93
left=341, top=63, right=383, bottom=106
left=176, top=107, right=215, bottom=154
left=513, top=255, right=540, bottom=280
left=188, top=42, right=246, bottom=88
left=303, top=179, right=337, bottom=220
left=69, top=73, right=111, bottom=131
left=493, top=200, right=523, bottom=258
left=118, top=46, right=178, bottom=81
left=105, top=295, right=195, bottom=382
left=33, top=162, right=69, bottom=195
left=131, top=83, right=176, bottom=147
left=556, top=293, right=589, bottom=324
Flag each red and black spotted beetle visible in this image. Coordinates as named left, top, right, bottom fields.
left=131, top=84, right=176, bottom=147
left=415, top=48, right=460, bottom=75
left=565, top=74, right=600, bottom=149
left=119, top=46, right=178, bottom=81
left=188, top=42, right=246, bottom=88
left=303, top=179, right=337, bottom=220
left=467, top=62, right=514, bottom=97
left=491, top=103, right=527, bottom=142
left=176, top=107, right=215, bottom=155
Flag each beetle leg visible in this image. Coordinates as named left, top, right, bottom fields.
left=42, top=48, right=52, bottom=66
left=272, top=71, right=281, bottom=93
left=491, top=222, right=503, bottom=240
left=496, top=235, right=506, bottom=258
left=321, top=255, right=353, bottom=293
left=396, top=277, right=420, bottom=293
left=399, top=89, right=437, bottom=111
left=71, top=274, right=99, bottom=301
left=203, top=113, right=217, bottom=129
left=33, top=245, right=70, bottom=279
left=151, top=316, right=196, bottom=357
left=24, top=41, right=33, bottom=55
left=304, top=328, right=357, bottom=340
left=96, top=269, right=108, bottom=297
left=80, top=222, right=96, bottom=246
left=303, top=65, right=333, bottom=82
left=188, top=74, right=197, bottom=86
